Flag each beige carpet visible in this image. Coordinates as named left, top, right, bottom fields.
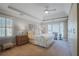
left=0, top=40, right=72, bottom=56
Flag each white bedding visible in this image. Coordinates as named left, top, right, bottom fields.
left=30, top=33, right=54, bottom=47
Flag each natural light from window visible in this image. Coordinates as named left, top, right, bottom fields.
left=0, top=16, right=13, bottom=37
left=48, top=22, right=64, bottom=39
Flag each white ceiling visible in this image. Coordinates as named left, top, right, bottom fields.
left=0, top=3, right=72, bottom=22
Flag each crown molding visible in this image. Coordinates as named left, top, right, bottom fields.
left=8, top=6, right=41, bottom=21
left=42, top=16, right=68, bottom=21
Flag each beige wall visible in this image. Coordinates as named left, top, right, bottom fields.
left=68, top=4, right=77, bottom=56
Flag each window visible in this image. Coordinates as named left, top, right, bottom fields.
left=59, top=22, right=64, bottom=38
left=48, top=24, right=52, bottom=33
left=48, top=22, right=64, bottom=39
left=0, top=16, right=13, bottom=37
left=52, top=23, right=60, bottom=33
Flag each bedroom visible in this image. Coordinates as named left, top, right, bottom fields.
left=0, top=3, right=77, bottom=56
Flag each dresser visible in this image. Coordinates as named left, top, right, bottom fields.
left=16, top=35, right=29, bottom=46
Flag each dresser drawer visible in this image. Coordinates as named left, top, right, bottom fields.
left=16, top=35, right=29, bottom=46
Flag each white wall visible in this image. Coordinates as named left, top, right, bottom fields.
left=14, top=18, right=39, bottom=35
left=68, top=4, right=77, bottom=56
left=63, top=20, right=68, bottom=41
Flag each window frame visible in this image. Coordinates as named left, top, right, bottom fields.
left=0, top=16, right=13, bottom=37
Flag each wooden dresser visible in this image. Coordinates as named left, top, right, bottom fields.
left=16, top=35, right=29, bottom=46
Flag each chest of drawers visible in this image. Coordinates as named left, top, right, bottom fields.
left=16, top=35, right=29, bottom=46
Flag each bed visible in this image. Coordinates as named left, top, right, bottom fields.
left=29, top=33, right=54, bottom=48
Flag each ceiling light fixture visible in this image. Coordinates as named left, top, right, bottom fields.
left=44, top=5, right=56, bottom=14
left=45, top=10, right=48, bottom=14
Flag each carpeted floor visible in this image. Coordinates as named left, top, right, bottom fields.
left=0, top=40, right=72, bottom=56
